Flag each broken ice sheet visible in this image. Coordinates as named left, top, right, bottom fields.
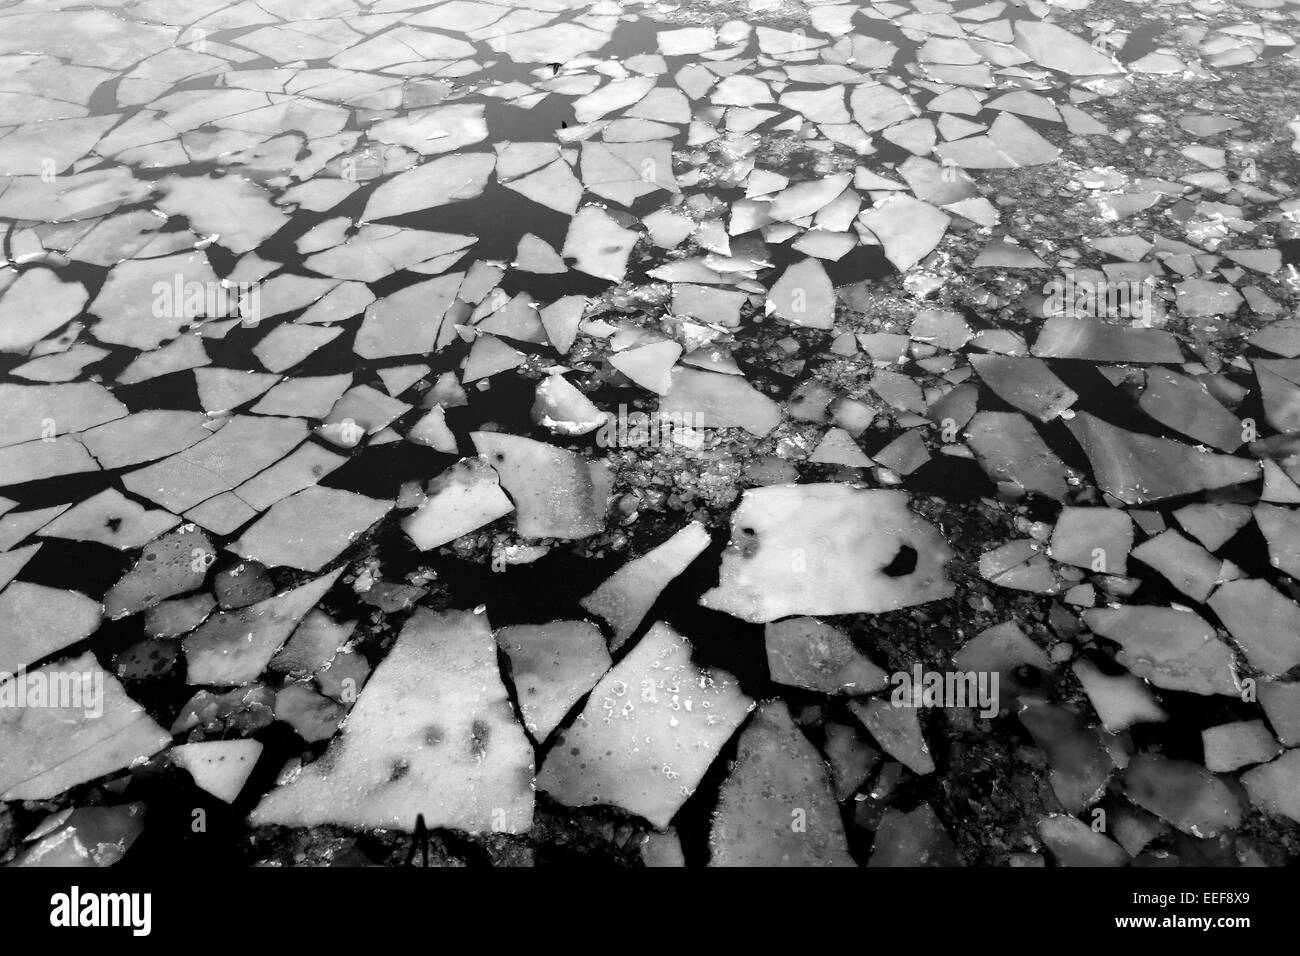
left=859, top=195, right=949, bottom=272
left=969, top=355, right=1076, bottom=422
left=90, top=252, right=224, bottom=350
left=0, top=0, right=1294, bottom=869
left=1207, top=579, right=1300, bottom=677
left=965, top=411, right=1071, bottom=500
left=36, top=488, right=179, bottom=550
left=1124, top=753, right=1242, bottom=839
left=1038, top=814, right=1127, bottom=868
left=470, top=432, right=610, bottom=539
left=0, top=582, right=100, bottom=675
left=562, top=206, right=638, bottom=282
left=1018, top=697, right=1112, bottom=814
left=764, top=617, right=888, bottom=696
left=1083, top=606, right=1239, bottom=697
left=660, top=367, right=781, bottom=437
left=494, top=620, right=611, bottom=743
left=538, top=621, right=753, bottom=829
left=251, top=608, right=533, bottom=834
left=867, top=804, right=960, bottom=867
left=700, top=485, right=953, bottom=623
left=404, top=456, right=514, bottom=551
left=709, top=701, right=854, bottom=867
left=0, top=653, right=170, bottom=800
left=362, top=152, right=494, bottom=221
left=1066, top=413, right=1258, bottom=505
left=0, top=269, right=87, bottom=354
left=229, top=487, right=392, bottom=572
left=767, top=258, right=835, bottom=329
left=10, top=802, right=147, bottom=868
left=850, top=697, right=935, bottom=776
left=0, top=382, right=126, bottom=449
left=184, top=569, right=343, bottom=686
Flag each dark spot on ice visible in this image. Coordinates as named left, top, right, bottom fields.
left=736, top=526, right=760, bottom=558
left=469, top=718, right=490, bottom=757
left=423, top=724, right=444, bottom=746
left=1013, top=664, right=1045, bottom=688
left=881, top=544, right=918, bottom=577
left=388, top=758, right=410, bottom=782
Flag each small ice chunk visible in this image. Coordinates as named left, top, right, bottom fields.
left=171, top=740, right=263, bottom=803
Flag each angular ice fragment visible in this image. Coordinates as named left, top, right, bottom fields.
left=0, top=653, right=170, bottom=800
left=1083, top=606, right=1239, bottom=696
left=1066, top=413, right=1258, bottom=504
left=562, top=206, right=638, bottom=282
left=122, top=415, right=308, bottom=513
left=537, top=621, right=753, bottom=829
left=660, top=367, right=781, bottom=437
left=37, top=488, right=178, bottom=550
left=0, top=382, right=126, bottom=450
left=700, top=485, right=953, bottom=623
left=1124, top=753, right=1241, bottom=838
left=184, top=568, right=343, bottom=686
left=362, top=152, right=494, bottom=221
left=0, top=269, right=87, bottom=354
left=1208, top=579, right=1300, bottom=676
left=765, top=618, right=888, bottom=695
left=1032, top=315, right=1181, bottom=363
left=965, top=411, right=1070, bottom=500
left=250, top=608, right=534, bottom=833
left=709, top=700, right=854, bottom=866
left=495, top=621, right=611, bottom=742
left=230, top=487, right=392, bottom=572
left=471, top=432, right=610, bottom=539
left=171, top=740, right=262, bottom=803
left=0, top=582, right=100, bottom=675
left=1013, top=21, right=1122, bottom=76
left=1049, top=507, right=1132, bottom=574
left=858, top=195, right=949, bottom=271
left=767, top=257, right=835, bottom=329
left=404, top=457, right=515, bottom=551
left=581, top=521, right=710, bottom=650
